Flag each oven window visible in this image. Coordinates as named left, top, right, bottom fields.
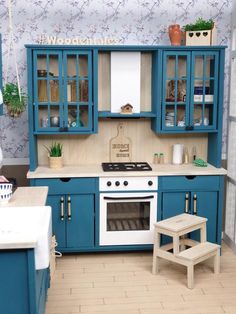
left=106, top=201, right=150, bottom=231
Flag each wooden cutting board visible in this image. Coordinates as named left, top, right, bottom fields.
left=109, top=123, right=132, bottom=162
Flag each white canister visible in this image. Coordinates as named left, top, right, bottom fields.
left=172, top=144, right=184, bottom=164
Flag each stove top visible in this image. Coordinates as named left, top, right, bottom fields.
left=102, top=162, right=152, bottom=172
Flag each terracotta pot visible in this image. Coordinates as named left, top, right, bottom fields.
left=168, top=24, right=182, bottom=46
left=48, top=156, right=63, bottom=169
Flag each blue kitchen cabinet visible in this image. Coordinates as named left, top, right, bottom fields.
left=31, top=178, right=97, bottom=252
left=153, top=48, right=225, bottom=134
left=162, top=191, right=218, bottom=243
left=47, top=194, right=94, bottom=251
left=0, top=249, right=49, bottom=314
left=159, top=175, right=224, bottom=245
left=27, top=47, right=96, bottom=134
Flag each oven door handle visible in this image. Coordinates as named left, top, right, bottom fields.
left=103, top=195, right=154, bottom=200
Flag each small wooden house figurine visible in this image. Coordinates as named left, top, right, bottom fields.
left=120, top=103, right=133, bottom=114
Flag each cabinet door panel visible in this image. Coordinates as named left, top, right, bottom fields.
left=63, top=51, right=93, bottom=133
left=162, top=192, right=188, bottom=244
left=47, top=195, right=66, bottom=248
left=66, top=194, right=94, bottom=248
left=191, top=191, right=218, bottom=243
left=33, top=50, right=63, bottom=132
left=162, top=192, right=188, bottom=219
left=190, top=51, right=219, bottom=131
left=162, top=51, right=191, bottom=132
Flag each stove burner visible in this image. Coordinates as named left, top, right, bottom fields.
left=102, top=162, right=152, bottom=172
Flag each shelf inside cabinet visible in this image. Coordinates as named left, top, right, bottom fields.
left=98, top=111, right=156, bottom=118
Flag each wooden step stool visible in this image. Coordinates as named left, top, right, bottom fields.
left=152, top=213, right=220, bottom=289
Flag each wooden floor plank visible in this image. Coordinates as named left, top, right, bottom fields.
left=46, top=242, right=236, bottom=314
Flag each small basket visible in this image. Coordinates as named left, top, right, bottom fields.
left=0, top=183, right=13, bottom=204
left=48, top=156, right=63, bottom=169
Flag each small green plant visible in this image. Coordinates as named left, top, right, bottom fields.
left=3, top=83, right=27, bottom=117
left=183, top=18, right=214, bottom=32
left=45, top=142, right=63, bottom=157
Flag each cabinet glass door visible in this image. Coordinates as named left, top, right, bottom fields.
left=162, top=52, right=191, bottom=131
left=33, top=51, right=63, bottom=132
left=190, top=52, right=218, bottom=130
left=64, top=51, right=92, bottom=132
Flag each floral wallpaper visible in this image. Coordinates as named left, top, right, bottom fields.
left=0, top=0, right=233, bottom=161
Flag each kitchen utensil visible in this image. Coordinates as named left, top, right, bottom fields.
left=172, top=144, right=184, bottom=164
left=41, top=117, right=48, bottom=128
left=183, top=147, right=189, bottom=164
left=192, top=146, right=197, bottom=161
left=109, top=123, right=132, bottom=162
left=50, top=116, right=60, bottom=127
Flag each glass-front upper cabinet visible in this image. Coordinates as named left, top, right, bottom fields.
left=161, top=50, right=219, bottom=132
left=162, top=52, right=191, bottom=131
left=33, top=50, right=93, bottom=133
left=190, top=52, right=218, bottom=130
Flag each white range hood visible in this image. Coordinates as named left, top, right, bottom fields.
left=110, top=51, right=141, bottom=113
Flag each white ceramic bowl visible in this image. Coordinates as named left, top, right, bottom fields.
left=0, top=183, right=13, bottom=204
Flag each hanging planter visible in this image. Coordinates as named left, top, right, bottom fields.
left=3, top=0, right=27, bottom=118
left=3, top=83, right=27, bottom=117
left=183, top=18, right=216, bottom=46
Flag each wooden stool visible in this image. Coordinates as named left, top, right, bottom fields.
left=152, top=213, right=220, bottom=289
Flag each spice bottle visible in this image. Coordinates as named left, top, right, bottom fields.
left=159, top=153, right=164, bottom=164
left=153, top=153, right=159, bottom=164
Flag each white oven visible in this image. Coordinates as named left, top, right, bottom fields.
left=99, top=177, right=158, bottom=246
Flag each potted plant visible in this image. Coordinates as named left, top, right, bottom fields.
left=45, top=142, right=63, bottom=169
left=3, top=83, right=27, bottom=117
left=183, top=18, right=216, bottom=46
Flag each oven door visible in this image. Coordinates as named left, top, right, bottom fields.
left=99, top=192, right=157, bottom=245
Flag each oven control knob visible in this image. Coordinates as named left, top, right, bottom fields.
left=123, top=181, right=128, bottom=186
left=115, top=181, right=120, bottom=186
left=107, top=181, right=112, bottom=187
left=148, top=180, right=153, bottom=186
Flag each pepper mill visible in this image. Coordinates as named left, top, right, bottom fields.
left=184, top=147, right=189, bottom=164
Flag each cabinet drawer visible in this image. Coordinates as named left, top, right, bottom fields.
left=159, top=175, right=220, bottom=191
left=34, top=178, right=97, bottom=194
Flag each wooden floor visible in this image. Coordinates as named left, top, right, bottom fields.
left=46, top=242, right=236, bottom=314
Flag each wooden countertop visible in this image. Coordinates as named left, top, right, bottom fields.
left=0, top=187, right=49, bottom=249
left=27, top=163, right=227, bottom=179
left=3, top=186, right=48, bottom=207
